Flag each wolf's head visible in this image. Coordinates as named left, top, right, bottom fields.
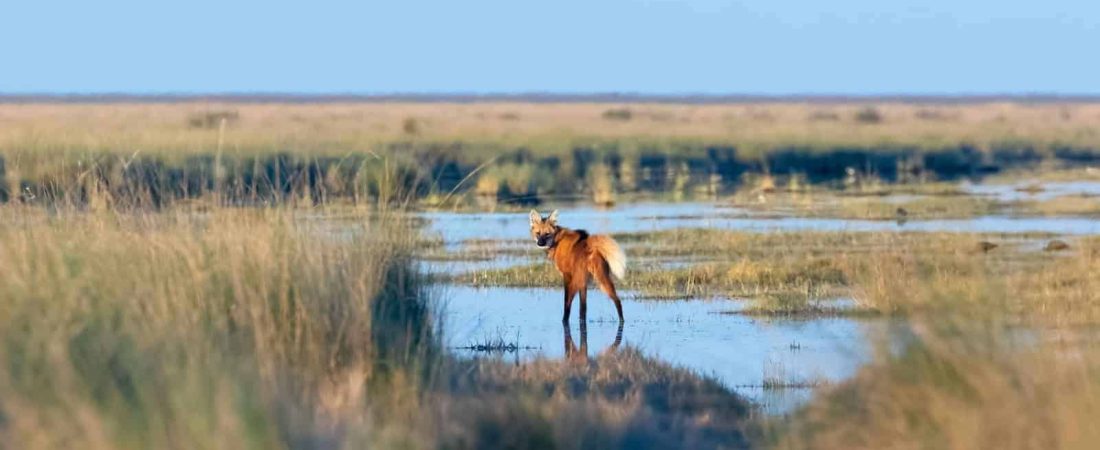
left=529, top=209, right=560, bottom=249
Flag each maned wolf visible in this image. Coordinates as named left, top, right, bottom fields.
left=529, top=210, right=626, bottom=323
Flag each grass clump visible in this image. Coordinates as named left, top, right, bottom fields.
left=438, top=347, right=750, bottom=449
left=601, top=108, right=633, bottom=121
left=402, top=116, right=421, bottom=135
left=733, top=294, right=872, bottom=318
left=853, top=106, right=884, bottom=124
left=186, top=110, right=239, bottom=129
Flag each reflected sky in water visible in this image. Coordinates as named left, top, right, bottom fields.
left=422, top=201, right=1100, bottom=248
left=439, top=285, right=902, bottom=415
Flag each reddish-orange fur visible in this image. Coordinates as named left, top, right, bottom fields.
left=530, top=210, right=626, bottom=323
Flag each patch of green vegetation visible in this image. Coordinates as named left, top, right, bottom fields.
left=448, top=256, right=848, bottom=300
left=629, top=259, right=848, bottom=299
left=447, top=262, right=558, bottom=286
left=754, top=359, right=827, bottom=390
left=731, top=293, right=880, bottom=318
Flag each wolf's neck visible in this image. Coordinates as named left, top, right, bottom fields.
left=549, top=227, right=588, bottom=250
left=546, top=226, right=569, bottom=251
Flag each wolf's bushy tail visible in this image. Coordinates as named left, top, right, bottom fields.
left=590, top=235, right=627, bottom=280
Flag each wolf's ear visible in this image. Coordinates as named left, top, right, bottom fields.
left=547, top=210, right=559, bottom=225
left=529, top=210, right=542, bottom=226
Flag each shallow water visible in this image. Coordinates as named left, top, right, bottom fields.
left=439, top=285, right=899, bottom=415
left=418, top=198, right=1087, bottom=415
left=421, top=201, right=1100, bottom=247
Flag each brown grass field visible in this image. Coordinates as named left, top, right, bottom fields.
left=3, top=101, right=1100, bottom=159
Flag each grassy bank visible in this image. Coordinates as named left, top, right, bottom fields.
left=436, top=347, right=751, bottom=449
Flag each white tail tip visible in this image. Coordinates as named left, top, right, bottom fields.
left=606, top=246, right=626, bottom=280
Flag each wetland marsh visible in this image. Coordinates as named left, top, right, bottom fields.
left=3, top=100, right=1100, bottom=449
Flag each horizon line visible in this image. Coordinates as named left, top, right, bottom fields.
left=3, top=91, right=1100, bottom=104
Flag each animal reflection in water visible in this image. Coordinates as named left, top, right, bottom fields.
left=563, top=321, right=624, bottom=363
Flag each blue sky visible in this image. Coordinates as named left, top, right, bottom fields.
left=2, top=0, right=1097, bottom=94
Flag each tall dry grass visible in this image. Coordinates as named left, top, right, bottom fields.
left=0, top=207, right=436, bottom=449
left=761, top=237, right=1100, bottom=449
left=768, top=322, right=1100, bottom=450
